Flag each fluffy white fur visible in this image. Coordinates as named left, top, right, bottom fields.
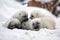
left=4, top=18, right=21, bottom=29
left=22, top=17, right=56, bottom=30
left=4, top=10, right=29, bottom=29
left=30, top=10, right=55, bottom=19
left=31, top=17, right=56, bottom=30
left=22, top=19, right=33, bottom=30
left=12, top=10, right=28, bottom=22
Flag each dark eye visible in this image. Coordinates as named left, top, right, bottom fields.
left=31, top=15, right=34, bottom=17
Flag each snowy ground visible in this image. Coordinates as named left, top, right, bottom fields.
left=0, top=0, right=60, bottom=40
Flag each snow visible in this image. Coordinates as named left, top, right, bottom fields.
left=0, top=0, right=60, bottom=40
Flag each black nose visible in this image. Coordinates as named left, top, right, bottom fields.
left=23, top=15, right=28, bottom=20
left=33, top=22, right=40, bottom=29
left=23, top=15, right=27, bottom=18
left=30, top=15, right=34, bottom=19
left=25, top=18, right=28, bottom=21
left=23, top=18, right=28, bottom=22
left=21, top=18, right=28, bottom=23
left=30, top=17, right=33, bottom=19
left=34, top=25, right=39, bottom=29
left=22, top=15, right=28, bottom=22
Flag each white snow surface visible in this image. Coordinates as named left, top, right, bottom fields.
left=0, top=0, right=60, bottom=40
